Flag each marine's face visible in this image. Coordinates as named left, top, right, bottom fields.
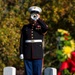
left=30, top=18, right=37, bottom=25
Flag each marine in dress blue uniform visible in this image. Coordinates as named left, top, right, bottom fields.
left=20, top=6, right=48, bottom=75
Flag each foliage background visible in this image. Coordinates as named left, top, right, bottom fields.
left=0, top=0, right=75, bottom=75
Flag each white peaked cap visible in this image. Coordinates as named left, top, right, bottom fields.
left=28, top=6, right=42, bottom=13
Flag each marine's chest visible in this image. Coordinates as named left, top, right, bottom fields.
left=23, top=25, right=43, bottom=39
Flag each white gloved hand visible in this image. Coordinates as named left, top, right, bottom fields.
left=20, top=54, right=24, bottom=59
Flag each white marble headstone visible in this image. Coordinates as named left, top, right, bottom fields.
left=44, top=67, right=57, bottom=75
left=3, top=67, right=16, bottom=75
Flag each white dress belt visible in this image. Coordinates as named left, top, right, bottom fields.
left=25, top=40, right=42, bottom=43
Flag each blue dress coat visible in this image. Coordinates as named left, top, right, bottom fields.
left=20, top=19, right=48, bottom=59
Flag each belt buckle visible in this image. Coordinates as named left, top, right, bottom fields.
left=32, top=40, right=34, bottom=43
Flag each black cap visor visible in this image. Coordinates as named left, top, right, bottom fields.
left=31, top=11, right=39, bottom=14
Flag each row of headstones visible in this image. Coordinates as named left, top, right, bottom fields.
left=3, top=67, right=57, bottom=75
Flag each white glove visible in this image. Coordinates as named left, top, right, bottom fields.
left=20, top=54, right=24, bottom=59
